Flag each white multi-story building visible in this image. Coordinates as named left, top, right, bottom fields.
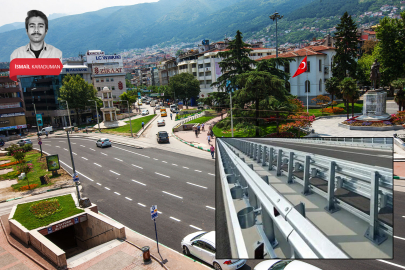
left=257, top=45, right=336, bottom=105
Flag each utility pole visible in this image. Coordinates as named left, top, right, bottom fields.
left=61, top=100, right=72, bottom=132
left=89, top=100, right=101, bottom=131
left=269, top=11, right=283, bottom=59
left=66, top=128, right=81, bottom=200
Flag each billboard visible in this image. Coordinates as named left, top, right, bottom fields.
left=46, top=155, right=60, bottom=171
left=93, top=65, right=124, bottom=75
left=86, top=54, right=123, bottom=65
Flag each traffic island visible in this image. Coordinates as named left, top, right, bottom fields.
left=7, top=193, right=125, bottom=269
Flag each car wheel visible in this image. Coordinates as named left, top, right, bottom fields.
left=183, top=246, right=190, bottom=256
left=213, top=262, right=222, bottom=270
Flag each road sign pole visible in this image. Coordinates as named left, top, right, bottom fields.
left=66, top=130, right=81, bottom=200
left=154, top=219, right=164, bottom=262
left=39, top=144, right=42, bottom=157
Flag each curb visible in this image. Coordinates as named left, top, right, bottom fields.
left=136, top=114, right=159, bottom=138
left=394, top=176, right=405, bottom=180
left=171, top=131, right=211, bottom=153
left=315, top=113, right=362, bottom=120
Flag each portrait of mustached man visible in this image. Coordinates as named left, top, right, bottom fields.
left=10, top=10, right=62, bottom=62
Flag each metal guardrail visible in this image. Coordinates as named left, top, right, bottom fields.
left=223, top=138, right=393, bottom=244
left=218, top=139, right=349, bottom=259
left=262, top=137, right=393, bottom=150
left=177, top=111, right=206, bottom=125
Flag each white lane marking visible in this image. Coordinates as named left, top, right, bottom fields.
left=376, top=260, right=405, bottom=269
left=157, top=211, right=162, bottom=214
left=155, top=172, right=170, bottom=178
left=206, top=206, right=215, bottom=210
left=172, top=164, right=178, bottom=166
left=114, top=192, right=121, bottom=195
left=72, top=152, right=77, bottom=155
left=56, top=146, right=60, bottom=148
left=194, top=170, right=202, bottom=172
left=59, top=141, right=64, bottom=142
left=162, top=191, right=182, bottom=199
left=132, top=164, right=143, bottom=169
left=132, top=180, right=146, bottom=186
left=110, top=170, right=120, bottom=175
left=208, top=173, right=215, bottom=176
left=162, top=161, right=167, bottom=163
left=81, top=157, right=88, bottom=160
left=114, top=158, right=123, bottom=162
left=101, top=153, right=108, bottom=156
left=105, top=187, right=110, bottom=190
left=80, top=145, right=86, bottom=147
left=190, top=225, right=202, bottom=230
left=58, top=160, right=94, bottom=181
left=97, top=183, right=102, bottom=186
left=63, top=148, right=68, bottom=151
left=44, top=144, right=51, bottom=146
left=114, top=146, right=150, bottom=158
left=183, top=167, right=189, bottom=169
left=170, top=217, right=181, bottom=222
left=187, top=182, right=207, bottom=189
left=90, top=149, right=96, bottom=151
left=125, top=197, right=132, bottom=201
left=71, top=143, right=76, bottom=144
left=153, top=158, right=158, bottom=160
left=94, top=163, right=102, bottom=167
left=394, top=236, right=405, bottom=241
left=138, top=203, right=146, bottom=207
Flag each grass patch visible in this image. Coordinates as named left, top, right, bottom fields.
left=0, top=150, right=55, bottom=191
left=13, top=194, right=84, bottom=230
left=185, top=116, right=217, bottom=124
left=102, top=114, right=156, bottom=134
left=308, top=102, right=363, bottom=117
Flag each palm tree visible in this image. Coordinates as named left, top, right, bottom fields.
left=267, top=100, right=289, bottom=134
left=392, top=79, right=405, bottom=112
left=340, top=77, right=358, bottom=119
left=325, top=77, right=341, bottom=109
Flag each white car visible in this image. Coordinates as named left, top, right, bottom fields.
left=96, top=138, right=112, bottom=148
left=157, top=119, right=165, bottom=126
left=181, top=231, right=246, bottom=270
left=142, top=110, right=149, bottom=115
left=156, top=105, right=161, bottom=110
left=254, top=260, right=322, bottom=270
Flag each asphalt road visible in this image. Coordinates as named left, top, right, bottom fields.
left=37, top=137, right=215, bottom=254
left=243, top=138, right=392, bottom=168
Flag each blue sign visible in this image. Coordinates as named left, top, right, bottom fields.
left=47, top=227, right=52, bottom=234
left=150, top=205, right=158, bottom=220
left=73, top=172, right=79, bottom=182
left=138, top=92, right=141, bottom=96
left=178, top=102, right=183, bottom=105
left=36, top=114, right=43, bottom=127
left=74, top=217, right=79, bottom=224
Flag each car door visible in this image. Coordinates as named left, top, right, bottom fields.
left=200, top=241, right=215, bottom=265
left=96, top=139, right=101, bottom=147
left=190, top=240, right=205, bottom=260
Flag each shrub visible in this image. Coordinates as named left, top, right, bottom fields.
left=264, top=132, right=296, bottom=138
left=29, top=198, right=62, bottom=218
left=323, top=107, right=344, bottom=114
left=6, top=144, right=20, bottom=156
left=20, top=184, right=39, bottom=191
left=22, top=144, right=33, bottom=152
left=11, top=149, right=26, bottom=163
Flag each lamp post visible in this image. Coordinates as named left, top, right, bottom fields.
left=269, top=11, right=283, bottom=59
left=120, top=100, right=133, bottom=137
left=31, top=88, right=40, bottom=134
left=61, top=100, right=72, bottom=132
left=88, top=100, right=100, bottom=131
left=65, top=127, right=81, bottom=200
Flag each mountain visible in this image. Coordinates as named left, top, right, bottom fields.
left=0, top=22, right=24, bottom=34
left=0, top=0, right=401, bottom=61
left=48, top=13, right=68, bottom=20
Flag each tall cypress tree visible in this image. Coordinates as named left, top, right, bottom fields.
left=211, top=30, right=257, bottom=92
left=332, top=12, right=358, bottom=80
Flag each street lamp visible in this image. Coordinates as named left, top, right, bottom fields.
left=120, top=100, right=133, bottom=137
left=60, top=100, right=72, bottom=131
left=64, top=127, right=81, bottom=200
left=31, top=88, right=40, bottom=134
left=269, top=11, right=283, bottom=59
left=88, top=100, right=101, bottom=131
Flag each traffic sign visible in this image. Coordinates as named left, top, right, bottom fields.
left=73, top=172, right=79, bottom=182
left=38, top=141, right=42, bottom=145
left=150, top=205, right=158, bottom=220
left=38, top=137, right=42, bottom=142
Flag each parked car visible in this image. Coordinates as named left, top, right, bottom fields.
left=157, top=119, right=165, bottom=126
left=181, top=231, right=246, bottom=270
left=156, top=131, right=169, bottom=143
left=145, top=100, right=150, bottom=104
left=96, top=138, right=112, bottom=148
left=156, top=105, right=161, bottom=110
left=254, top=260, right=322, bottom=270
left=17, top=139, right=32, bottom=146
left=142, top=110, right=149, bottom=115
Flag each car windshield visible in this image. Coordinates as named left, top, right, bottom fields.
left=270, top=260, right=293, bottom=270
left=191, top=231, right=209, bottom=241
left=159, top=132, right=168, bottom=137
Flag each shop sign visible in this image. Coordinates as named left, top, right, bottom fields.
left=0, top=103, right=20, bottom=109
left=87, top=54, right=123, bottom=64
left=0, top=112, right=25, bottom=117
left=16, top=125, right=27, bottom=129
left=86, top=51, right=105, bottom=56
left=65, top=68, right=89, bottom=73
left=93, top=66, right=123, bottom=75
left=38, top=214, right=88, bottom=235
left=0, top=126, right=16, bottom=131
left=0, top=120, right=9, bottom=125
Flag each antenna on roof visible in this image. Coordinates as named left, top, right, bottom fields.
left=78, top=52, right=85, bottom=60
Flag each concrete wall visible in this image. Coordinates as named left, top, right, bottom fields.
left=29, top=230, right=66, bottom=268
left=9, top=220, right=29, bottom=245
left=73, top=209, right=125, bottom=250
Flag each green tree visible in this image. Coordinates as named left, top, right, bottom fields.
left=325, top=77, right=341, bottom=109
left=119, top=91, right=137, bottom=107
left=340, top=77, right=358, bottom=119
left=168, top=73, right=200, bottom=109
left=211, top=30, right=256, bottom=92
left=332, top=12, right=358, bottom=80
left=375, top=11, right=405, bottom=95
left=393, top=79, right=405, bottom=111
left=267, top=99, right=290, bottom=135
left=356, top=49, right=378, bottom=86
left=59, top=74, right=97, bottom=125
left=235, top=70, right=288, bottom=136
left=126, top=79, right=134, bottom=89
left=256, top=58, right=296, bottom=82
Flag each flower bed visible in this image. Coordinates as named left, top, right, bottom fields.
left=342, top=115, right=396, bottom=127
left=0, top=160, right=22, bottom=167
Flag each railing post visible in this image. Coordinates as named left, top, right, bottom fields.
left=287, top=152, right=294, bottom=184
left=268, top=147, right=274, bottom=171
left=262, top=146, right=267, bottom=166
left=250, top=143, right=254, bottom=159
left=257, top=145, right=262, bottom=163
left=276, top=149, right=282, bottom=176
left=324, top=161, right=339, bottom=213
left=364, top=171, right=387, bottom=245
left=302, top=155, right=312, bottom=195
left=253, top=144, right=257, bottom=160
left=262, top=208, right=278, bottom=248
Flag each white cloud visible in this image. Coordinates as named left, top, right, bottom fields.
left=0, top=0, right=159, bottom=27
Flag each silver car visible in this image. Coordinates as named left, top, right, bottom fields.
left=17, top=139, right=32, bottom=146
left=96, top=138, right=112, bottom=148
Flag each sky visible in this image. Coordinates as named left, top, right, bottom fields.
left=0, top=0, right=159, bottom=27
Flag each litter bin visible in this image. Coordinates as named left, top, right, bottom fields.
left=141, top=246, right=151, bottom=263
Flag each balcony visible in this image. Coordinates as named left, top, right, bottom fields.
left=100, top=107, right=117, bottom=112
left=192, top=68, right=197, bottom=72
left=198, top=68, right=205, bottom=73
left=205, top=75, right=212, bottom=80
left=0, top=97, right=23, bottom=104
left=0, top=87, right=20, bottom=93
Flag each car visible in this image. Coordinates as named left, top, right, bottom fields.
left=160, top=108, right=167, bottom=117
left=156, top=105, right=161, bottom=110
left=157, top=119, right=165, bottom=126
left=254, top=260, right=322, bottom=270
left=96, top=138, right=112, bottom=148
left=17, top=139, right=32, bottom=146
left=145, top=100, right=150, bottom=104
left=156, top=131, right=169, bottom=143
left=181, top=231, right=246, bottom=270
left=142, top=110, right=149, bottom=115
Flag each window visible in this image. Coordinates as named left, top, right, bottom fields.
left=319, top=79, right=322, bottom=92
left=203, top=243, right=215, bottom=253
left=305, top=80, right=310, bottom=93
left=192, top=64, right=196, bottom=68
left=193, top=72, right=197, bottom=76
left=106, top=78, right=109, bottom=82
left=284, top=63, right=290, bottom=74
left=113, top=95, right=116, bottom=98
left=111, top=78, right=114, bottom=82
left=306, top=61, right=311, bottom=72
left=267, top=53, right=272, bottom=55
left=96, top=79, right=99, bottom=83
left=258, top=53, right=263, bottom=56
left=97, top=87, right=101, bottom=91
left=319, top=59, right=322, bottom=72
left=112, top=86, right=115, bottom=90
left=101, top=79, right=104, bottom=82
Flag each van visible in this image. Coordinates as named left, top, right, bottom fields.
left=150, top=100, right=156, bottom=107
left=39, top=126, right=53, bottom=135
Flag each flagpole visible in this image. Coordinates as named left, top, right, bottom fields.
left=306, top=50, right=308, bottom=114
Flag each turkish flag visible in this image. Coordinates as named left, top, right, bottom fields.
left=292, top=56, right=308, bottom=78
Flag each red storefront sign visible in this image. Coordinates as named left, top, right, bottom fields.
left=9, top=59, right=63, bottom=81
left=38, top=214, right=87, bottom=235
